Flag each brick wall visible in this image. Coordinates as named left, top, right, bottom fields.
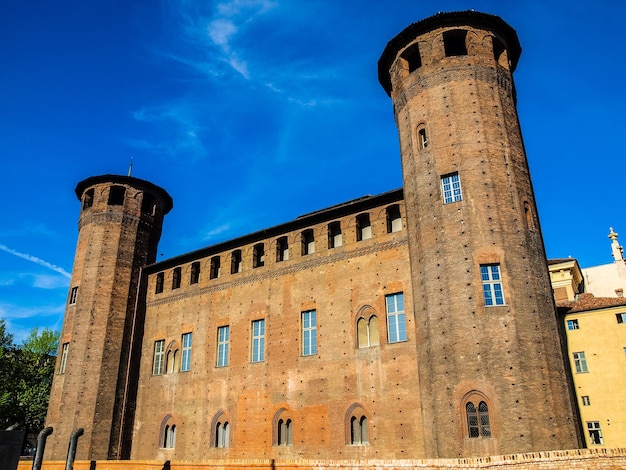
left=19, top=448, right=626, bottom=470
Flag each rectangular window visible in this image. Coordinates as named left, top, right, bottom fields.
left=190, top=261, right=200, bottom=284
left=172, top=267, right=181, bottom=289
left=386, top=292, right=407, bottom=343
left=481, top=264, right=505, bottom=306
left=153, top=340, right=165, bottom=375
left=573, top=351, right=588, bottom=373
left=251, top=319, right=265, bottom=363
left=155, top=272, right=164, bottom=294
left=59, top=342, right=69, bottom=374
left=302, top=310, right=317, bottom=356
left=582, top=396, right=591, bottom=406
left=217, top=326, right=229, bottom=367
left=69, top=286, right=78, bottom=305
left=181, top=333, right=192, bottom=372
left=441, top=173, right=462, bottom=204
left=210, top=256, right=221, bottom=279
left=616, top=313, right=626, bottom=324
left=587, top=421, right=603, bottom=445
left=356, top=213, right=372, bottom=241
left=567, top=319, right=579, bottom=330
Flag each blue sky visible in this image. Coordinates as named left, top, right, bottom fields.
left=1, top=0, right=624, bottom=342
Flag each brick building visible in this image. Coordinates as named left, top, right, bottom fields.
left=45, top=11, right=584, bottom=462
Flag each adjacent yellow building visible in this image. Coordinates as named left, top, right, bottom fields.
left=549, top=229, right=626, bottom=448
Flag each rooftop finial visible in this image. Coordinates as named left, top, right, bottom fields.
left=128, top=156, right=133, bottom=177
left=609, top=227, right=624, bottom=262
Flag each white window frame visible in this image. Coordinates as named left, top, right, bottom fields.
left=386, top=292, right=407, bottom=343
left=217, top=326, right=229, bottom=367
left=481, top=264, right=505, bottom=306
left=587, top=421, right=603, bottom=445
left=567, top=319, right=579, bottom=330
left=302, top=310, right=317, bottom=356
left=251, top=319, right=265, bottom=363
left=573, top=351, right=588, bottom=373
left=69, top=286, right=78, bottom=305
left=616, top=313, right=626, bottom=324
left=181, top=333, right=192, bottom=372
left=59, top=342, right=69, bottom=374
left=441, top=173, right=462, bottom=204
left=153, top=340, right=165, bottom=375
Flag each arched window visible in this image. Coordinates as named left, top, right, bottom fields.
left=400, top=42, right=422, bottom=72
left=386, top=205, right=402, bottom=233
left=160, top=416, right=177, bottom=449
left=231, top=250, right=242, bottom=274
left=301, top=229, right=315, bottom=255
left=328, top=221, right=342, bottom=248
left=276, top=236, right=289, bottom=262
left=356, top=213, right=371, bottom=241
left=466, top=400, right=491, bottom=438
left=277, top=418, right=292, bottom=446
left=443, top=29, right=468, bottom=57
left=210, top=256, right=221, bottom=279
left=83, top=188, right=94, bottom=210
left=253, top=243, right=265, bottom=268
left=357, top=314, right=380, bottom=348
left=172, top=267, right=181, bottom=289
left=216, top=421, right=230, bottom=448
left=273, top=409, right=293, bottom=446
left=166, top=348, right=178, bottom=374
left=211, top=411, right=231, bottom=448
left=190, top=261, right=200, bottom=284
left=155, top=272, right=164, bottom=294
left=345, top=405, right=369, bottom=445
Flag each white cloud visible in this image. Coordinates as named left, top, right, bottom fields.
left=0, top=244, right=71, bottom=278
left=208, top=19, right=237, bottom=46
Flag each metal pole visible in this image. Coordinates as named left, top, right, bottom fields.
left=65, top=428, right=84, bottom=470
left=32, top=427, right=53, bottom=470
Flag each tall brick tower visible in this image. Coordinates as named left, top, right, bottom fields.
left=45, top=175, right=172, bottom=460
left=378, top=12, right=581, bottom=457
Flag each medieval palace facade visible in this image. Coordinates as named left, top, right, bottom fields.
left=44, top=11, right=585, bottom=462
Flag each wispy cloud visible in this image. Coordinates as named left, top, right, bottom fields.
left=0, top=244, right=71, bottom=278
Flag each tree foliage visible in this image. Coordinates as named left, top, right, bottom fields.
left=0, top=320, right=59, bottom=432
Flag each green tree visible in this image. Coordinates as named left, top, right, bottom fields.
left=0, top=322, right=59, bottom=432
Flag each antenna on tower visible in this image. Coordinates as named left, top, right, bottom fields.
left=128, top=156, right=133, bottom=177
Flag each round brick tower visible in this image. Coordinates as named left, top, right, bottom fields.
left=378, top=11, right=581, bottom=457
left=45, top=175, right=172, bottom=460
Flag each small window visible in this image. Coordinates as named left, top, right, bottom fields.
left=231, top=250, right=242, bottom=274
left=69, top=286, right=78, bottom=305
left=166, top=349, right=178, bottom=374
left=302, top=310, right=317, bottom=356
left=328, top=221, right=342, bottom=248
left=190, top=262, right=200, bottom=284
left=357, top=315, right=380, bottom=348
left=216, top=421, right=230, bottom=448
left=253, top=243, right=265, bottom=268
left=349, top=415, right=368, bottom=445
left=481, top=264, right=505, bottom=306
left=386, top=205, right=402, bottom=233
left=466, top=401, right=491, bottom=438
left=582, top=396, right=591, bottom=406
left=441, top=173, right=462, bottom=204
left=616, top=313, right=626, bottom=324
left=277, top=418, right=292, bottom=446
left=108, top=186, right=125, bottom=206
left=573, top=351, right=588, bottom=373
left=417, top=126, right=428, bottom=150
left=181, top=333, right=192, bottom=372
left=251, top=319, right=265, bottom=363
left=172, top=267, right=181, bottom=289
left=83, top=189, right=94, bottom=209
left=210, top=256, right=221, bottom=279
left=276, top=236, right=289, bottom=262
left=301, top=229, right=315, bottom=255
left=59, top=342, right=69, bottom=374
left=587, top=421, right=603, bottom=445
left=155, top=272, right=164, bottom=294
left=443, top=29, right=468, bottom=57
left=567, top=319, right=579, bottom=330
left=386, top=293, right=407, bottom=343
left=400, top=42, right=422, bottom=72
left=141, top=193, right=156, bottom=216
left=356, top=213, right=372, bottom=241
left=153, top=340, right=165, bottom=375
left=164, top=424, right=176, bottom=448
left=217, top=326, right=229, bottom=367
